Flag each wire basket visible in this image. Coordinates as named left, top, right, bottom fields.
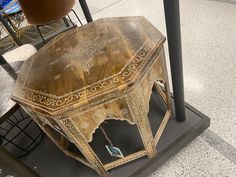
left=0, top=106, right=43, bottom=158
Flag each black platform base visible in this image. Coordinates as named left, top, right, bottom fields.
left=20, top=92, right=210, bottom=177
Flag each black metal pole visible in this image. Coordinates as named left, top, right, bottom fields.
left=63, top=17, right=70, bottom=27
left=0, top=15, right=22, bottom=46
left=163, top=0, right=186, bottom=122
left=0, top=55, right=17, bottom=80
left=79, top=0, right=93, bottom=22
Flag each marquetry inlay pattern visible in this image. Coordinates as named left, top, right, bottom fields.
left=12, top=41, right=158, bottom=115
left=12, top=16, right=172, bottom=176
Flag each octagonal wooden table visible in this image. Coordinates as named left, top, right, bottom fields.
left=11, top=16, right=171, bottom=176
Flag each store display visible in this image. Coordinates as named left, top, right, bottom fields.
left=11, top=16, right=171, bottom=176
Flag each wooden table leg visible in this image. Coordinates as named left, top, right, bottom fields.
left=125, top=91, right=157, bottom=159
left=59, top=119, right=109, bottom=176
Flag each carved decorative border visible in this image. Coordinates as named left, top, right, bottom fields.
left=12, top=23, right=164, bottom=116
left=15, top=40, right=158, bottom=107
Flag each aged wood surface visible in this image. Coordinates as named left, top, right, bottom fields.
left=11, top=16, right=165, bottom=116
left=11, top=16, right=171, bottom=176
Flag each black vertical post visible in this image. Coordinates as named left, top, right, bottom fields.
left=79, top=0, right=93, bottom=23
left=0, top=15, right=22, bottom=46
left=0, top=55, right=17, bottom=80
left=63, top=17, right=70, bottom=27
left=163, top=0, right=186, bottom=122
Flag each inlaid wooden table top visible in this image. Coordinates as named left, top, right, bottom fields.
left=11, top=16, right=165, bottom=117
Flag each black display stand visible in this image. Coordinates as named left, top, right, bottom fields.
left=0, top=147, right=40, bottom=177
left=20, top=92, right=210, bottom=177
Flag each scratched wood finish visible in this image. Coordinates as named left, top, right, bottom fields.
left=11, top=16, right=171, bottom=176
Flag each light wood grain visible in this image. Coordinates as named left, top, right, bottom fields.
left=11, top=16, right=171, bottom=176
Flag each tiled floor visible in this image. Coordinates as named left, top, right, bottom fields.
left=71, top=0, right=236, bottom=176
